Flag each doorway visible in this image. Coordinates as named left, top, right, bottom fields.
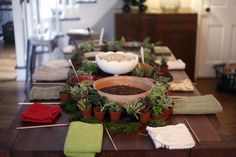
left=197, top=0, right=236, bottom=77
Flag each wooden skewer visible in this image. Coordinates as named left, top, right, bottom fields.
left=18, top=102, right=61, bottom=105
left=68, top=59, right=78, bottom=78
left=104, top=124, right=118, bottom=151
left=16, top=123, right=69, bottom=130
left=184, top=118, right=201, bottom=145
left=169, top=96, right=187, bottom=99
left=32, top=82, right=66, bottom=85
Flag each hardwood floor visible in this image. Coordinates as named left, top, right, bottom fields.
left=0, top=81, right=25, bottom=131
left=196, top=79, right=236, bottom=140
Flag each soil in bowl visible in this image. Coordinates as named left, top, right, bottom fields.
left=100, top=85, right=146, bottom=95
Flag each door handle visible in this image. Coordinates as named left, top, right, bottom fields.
left=205, top=7, right=211, bottom=12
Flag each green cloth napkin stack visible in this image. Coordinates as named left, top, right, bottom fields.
left=64, top=121, right=103, bottom=157
left=173, top=94, right=223, bottom=114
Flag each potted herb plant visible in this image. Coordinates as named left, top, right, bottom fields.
left=69, top=83, right=93, bottom=118
left=93, top=104, right=107, bottom=121
left=151, top=95, right=173, bottom=120
left=123, top=99, right=145, bottom=122
left=139, top=97, right=152, bottom=125
left=77, top=98, right=92, bottom=118
left=161, top=96, right=173, bottom=120
left=106, top=102, right=123, bottom=121
left=160, top=56, right=168, bottom=74
left=59, top=85, right=71, bottom=103
left=88, top=92, right=109, bottom=121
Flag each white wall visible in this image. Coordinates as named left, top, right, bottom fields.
left=145, top=0, right=192, bottom=10
left=12, top=1, right=26, bottom=68
left=62, top=0, right=123, bottom=41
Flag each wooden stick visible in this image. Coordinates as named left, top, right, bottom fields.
left=32, top=82, right=66, bottom=85
left=68, top=59, right=78, bottom=78
left=99, top=27, right=104, bottom=45
left=18, top=102, right=61, bottom=105
left=185, top=118, right=201, bottom=145
left=16, top=123, right=69, bottom=130
left=140, top=46, right=144, bottom=64
left=169, top=96, right=187, bottom=99
left=104, top=124, right=118, bottom=151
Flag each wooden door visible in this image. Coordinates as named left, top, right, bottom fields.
left=198, top=0, right=236, bottom=77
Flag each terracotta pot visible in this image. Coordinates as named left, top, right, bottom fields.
left=160, top=65, right=168, bottom=74
left=109, top=111, right=121, bottom=122
left=93, top=76, right=153, bottom=105
left=81, top=108, right=92, bottom=118
left=59, top=92, right=70, bottom=103
left=93, top=106, right=105, bottom=121
left=162, top=107, right=173, bottom=120
left=139, top=112, right=151, bottom=125
left=152, top=113, right=164, bottom=120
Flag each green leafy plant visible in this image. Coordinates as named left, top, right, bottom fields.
left=106, top=101, right=123, bottom=112
left=105, top=121, right=140, bottom=134
left=142, top=37, right=153, bottom=49
left=152, top=103, right=165, bottom=115
left=81, top=117, right=102, bottom=124
left=107, top=37, right=126, bottom=51
left=69, top=82, right=93, bottom=101
left=80, top=42, right=94, bottom=52
left=60, top=98, right=78, bottom=113
left=148, top=119, right=168, bottom=127
left=151, top=95, right=173, bottom=115
left=144, top=48, right=153, bottom=64
left=160, top=56, right=168, bottom=67
left=76, top=60, right=98, bottom=76
left=131, top=65, right=154, bottom=77
left=149, top=82, right=168, bottom=103
left=81, top=60, right=97, bottom=74
left=123, top=100, right=145, bottom=120
left=77, top=98, right=92, bottom=110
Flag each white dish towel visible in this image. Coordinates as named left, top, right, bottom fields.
left=168, top=59, right=186, bottom=70
left=146, top=123, right=195, bottom=149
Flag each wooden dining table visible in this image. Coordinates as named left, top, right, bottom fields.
left=1, top=71, right=236, bottom=157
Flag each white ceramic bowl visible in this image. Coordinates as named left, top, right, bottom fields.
left=95, top=51, right=138, bottom=75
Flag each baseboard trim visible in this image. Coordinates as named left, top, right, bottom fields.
left=15, top=66, right=26, bottom=69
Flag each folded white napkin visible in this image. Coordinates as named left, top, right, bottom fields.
left=169, top=79, right=194, bottom=92
left=43, top=59, right=70, bottom=68
left=167, top=59, right=186, bottom=70
left=146, top=124, right=195, bottom=149
left=33, top=67, right=69, bottom=81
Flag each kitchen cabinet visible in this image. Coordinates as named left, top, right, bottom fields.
left=115, top=9, right=197, bottom=80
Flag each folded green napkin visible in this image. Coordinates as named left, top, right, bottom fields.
left=64, top=121, right=103, bottom=157
left=29, top=86, right=62, bottom=101
left=173, top=95, right=223, bottom=114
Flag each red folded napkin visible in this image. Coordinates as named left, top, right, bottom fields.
left=20, top=103, right=62, bottom=123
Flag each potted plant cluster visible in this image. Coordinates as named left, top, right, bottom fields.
left=148, top=78, right=173, bottom=120
left=106, top=102, right=123, bottom=121
left=107, top=37, right=126, bottom=51
left=69, top=82, right=93, bottom=118
left=69, top=60, right=98, bottom=86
